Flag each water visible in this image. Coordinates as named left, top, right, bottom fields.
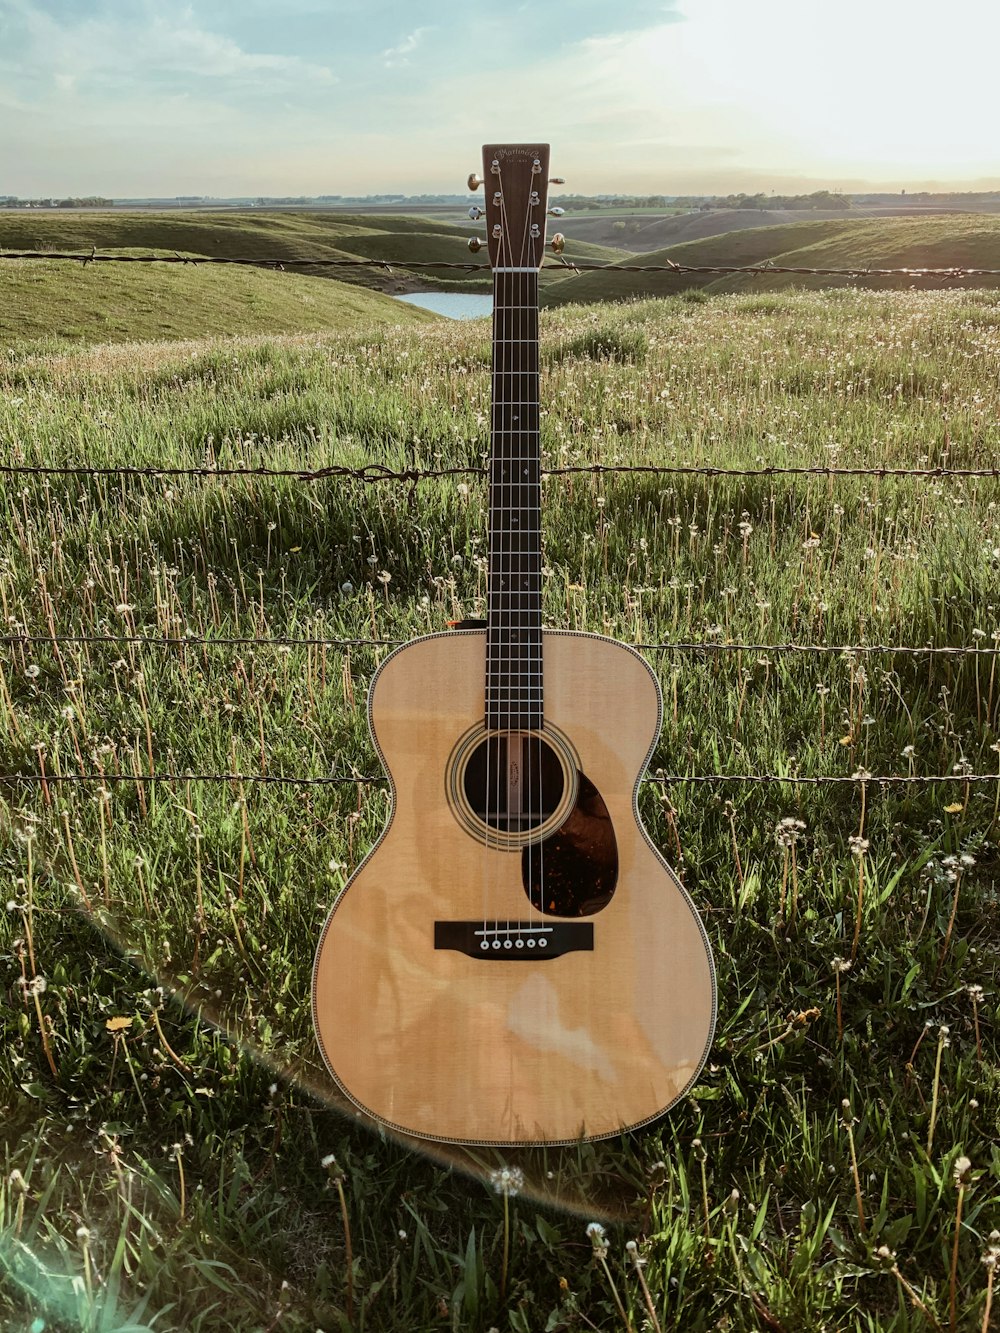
left=395, top=292, right=492, bottom=320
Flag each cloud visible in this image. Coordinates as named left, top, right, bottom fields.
left=381, top=26, right=430, bottom=68
left=1, top=0, right=337, bottom=102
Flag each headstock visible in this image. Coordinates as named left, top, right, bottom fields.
left=477, top=143, right=551, bottom=270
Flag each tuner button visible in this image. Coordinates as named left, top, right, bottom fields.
left=467, top=237, right=483, bottom=253
left=547, top=207, right=565, bottom=217
left=550, top=232, right=566, bottom=254
left=468, top=205, right=485, bottom=220
left=468, top=172, right=483, bottom=190
left=549, top=177, right=566, bottom=185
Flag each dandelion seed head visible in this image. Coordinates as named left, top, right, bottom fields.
left=490, top=1165, right=524, bottom=1197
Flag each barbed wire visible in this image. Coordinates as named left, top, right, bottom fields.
left=2, top=460, right=998, bottom=482
left=2, top=631, right=998, bottom=657
left=2, top=250, right=1000, bottom=281
left=2, top=770, right=997, bottom=788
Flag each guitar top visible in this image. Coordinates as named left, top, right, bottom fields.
left=312, top=145, right=716, bottom=1145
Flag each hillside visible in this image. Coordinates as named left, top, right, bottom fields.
left=545, top=203, right=991, bottom=253
left=541, top=213, right=1000, bottom=305
left=0, top=209, right=627, bottom=297
left=0, top=250, right=435, bottom=344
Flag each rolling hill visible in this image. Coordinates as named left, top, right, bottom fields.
left=541, top=214, right=1000, bottom=306
left=0, top=210, right=625, bottom=292
left=0, top=250, right=437, bottom=344
left=543, top=202, right=1000, bottom=253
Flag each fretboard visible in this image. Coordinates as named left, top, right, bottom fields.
left=486, top=268, right=542, bottom=731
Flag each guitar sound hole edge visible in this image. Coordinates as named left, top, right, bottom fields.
left=446, top=723, right=580, bottom=850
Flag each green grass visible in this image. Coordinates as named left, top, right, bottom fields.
left=543, top=214, right=1000, bottom=306
left=0, top=251, right=437, bottom=344
left=1, top=289, right=999, bottom=1331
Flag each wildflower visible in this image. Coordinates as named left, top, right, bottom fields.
left=830, top=956, right=852, bottom=974
left=848, top=835, right=869, bottom=858
left=340, top=582, right=354, bottom=594
left=953, top=1155, right=972, bottom=1187
left=490, top=1165, right=523, bottom=1197
left=585, top=1221, right=608, bottom=1256
left=25, top=664, right=40, bottom=679
left=774, top=817, right=806, bottom=847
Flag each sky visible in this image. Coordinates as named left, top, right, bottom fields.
left=1, top=0, right=998, bottom=197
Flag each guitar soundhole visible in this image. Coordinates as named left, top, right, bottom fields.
left=462, top=733, right=566, bottom=834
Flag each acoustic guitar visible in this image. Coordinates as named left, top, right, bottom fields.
left=313, top=144, right=716, bottom=1145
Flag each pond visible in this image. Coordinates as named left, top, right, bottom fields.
left=395, top=292, right=493, bottom=320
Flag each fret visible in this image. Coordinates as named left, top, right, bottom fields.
left=487, top=267, right=543, bottom=730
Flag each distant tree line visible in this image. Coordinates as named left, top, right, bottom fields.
left=548, top=191, right=850, bottom=211
left=674, top=191, right=850, bottom=211
left=0, top=196, right=113, bottom=208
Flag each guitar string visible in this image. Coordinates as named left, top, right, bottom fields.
left=505, top=164, right=529, bottom=950
left=491, top=159, right=510, bottom=949
left=485, top=159, right=546, bottom=952
left=523, top=171, right=546, bottom=943
left=523, top=174, right=544, bottom=943
left=497, top=162, right=539, bottom=950
left=511, top=170, right=530, bottom=943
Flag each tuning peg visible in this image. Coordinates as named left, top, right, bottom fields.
left=550, top=233, right=566, bottom=254
left=468, top=172, right=483, bottom=191
left=468, top=206, right=485, bottom=220
left=467, top=237, right=484, bottom=253
left=547, top=207, right=565, bottom=217
left=549, top=177, right=565, bottom=185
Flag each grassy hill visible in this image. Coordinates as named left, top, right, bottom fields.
left=0, top=249, right=436, bottom=344
left=547, top=202, right=997, bottom=253
left=0, top=209, right=626, bottom=295
left=542, top=213, right=1000, bottom=305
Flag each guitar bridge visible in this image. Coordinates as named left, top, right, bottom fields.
left=434, top=920, right=593, bottom=960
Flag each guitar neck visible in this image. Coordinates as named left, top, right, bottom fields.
left=486, top=267, right=542, bottom=732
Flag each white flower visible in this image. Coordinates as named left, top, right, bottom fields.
left=490, top=1165, right=523, bottom=1197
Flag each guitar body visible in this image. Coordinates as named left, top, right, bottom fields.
left=313, top=629, right=716, bottom=1145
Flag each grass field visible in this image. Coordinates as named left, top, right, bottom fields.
left=543, top=214, right=1000, bottom=306
left=1, top=287, right=999, bottom=1331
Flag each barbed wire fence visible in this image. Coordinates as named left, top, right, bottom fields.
left=2, top=249, right=998, bottom=796
left=3, top=251, right=1000, bottom=281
